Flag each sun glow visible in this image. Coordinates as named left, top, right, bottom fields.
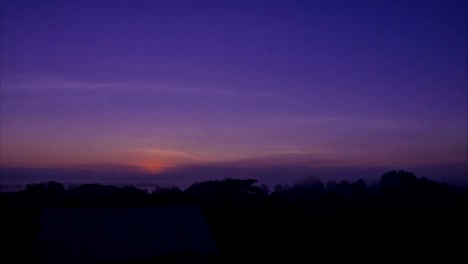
left=135, top=160, right=168, bottom=174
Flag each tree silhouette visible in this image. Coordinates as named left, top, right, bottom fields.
left=1, top=171, right=467, bottom=263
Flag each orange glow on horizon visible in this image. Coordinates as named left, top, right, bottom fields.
left=135, top=160, right=169, bottom=174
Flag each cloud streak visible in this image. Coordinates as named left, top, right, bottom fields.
left=1, top=74, right=280, bottom=98
left=134, top=148, right=205, bottom=160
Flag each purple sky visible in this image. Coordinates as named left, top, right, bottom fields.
left=1, top=0, right=467, bottom=185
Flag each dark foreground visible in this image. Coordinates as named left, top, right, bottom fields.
left=1, top=170, right=467, bottom=263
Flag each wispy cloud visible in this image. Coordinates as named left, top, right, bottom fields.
left=2, top=74, right=126, bottom=91
left=134, top=148, right=205, bottom=160
left=261, top=115, right=378, bottom=125
left=258, top=115, right=427, bottom=131
left=1, top=74, right=275, bottom=98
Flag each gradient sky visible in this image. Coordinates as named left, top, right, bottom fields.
left=0, top=0, right=467, bottom=183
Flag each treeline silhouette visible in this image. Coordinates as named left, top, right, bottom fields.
left=1, top=170, right=467, bottom=263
